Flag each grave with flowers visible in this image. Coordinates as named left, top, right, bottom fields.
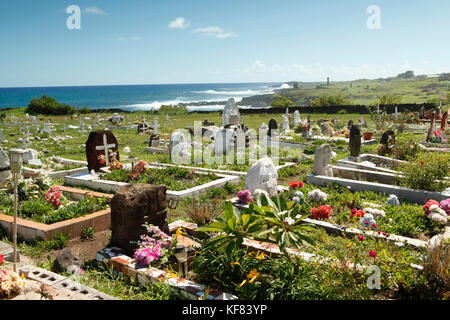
left=0, top=180, right=112, bottom=241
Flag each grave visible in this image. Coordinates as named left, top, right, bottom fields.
left=85, top=130, right=120, bottom=172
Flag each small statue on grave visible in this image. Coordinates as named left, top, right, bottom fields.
left=348, top=125, right=361, bottom=161
left=377, top=130, right=396, bottom=156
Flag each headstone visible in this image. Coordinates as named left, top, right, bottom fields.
left=169, top=131, right=191, bottom=163
left=348, top=125, right=361, bottom=161
left=268, top=119, right=278, bottom=137
left=222, top=98, right=241, bottom=126
left=214, top=128, right=234, bottom=155
left=320, top=121, right=334, bottom=137
left=52, top=247, right=83, bottom=274
left=110, top=184, right=169, bottom=256
left=293, top=110, right=301, bottom=127
left=281, top=115, right=289, bottom=132
left=244, top=156, right=278, bottom=197
left=259, top=123, right=269, bottom=146
left=394, top=106, right=399, bottom=119
left=441, top=110, right=448, bottom=131
left=313, top=144, right=333, bottom=176
left=149, top=133, right=160, bottom=147
left=85, top=130, right=120, bottom=172
left=0, top=147, right=11, bottom=187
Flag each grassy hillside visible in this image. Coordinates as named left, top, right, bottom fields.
left=240, top=75, right=450, bottom=107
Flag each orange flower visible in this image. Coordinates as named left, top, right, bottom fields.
left=247, top=269, right=260, bottom=284
left=255, top=252, right=267, bottom=261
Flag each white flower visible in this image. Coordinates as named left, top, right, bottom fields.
left=284, top=217, right=295, bottom=225
left=123, top=146, right=131, bottom=153
left=307, top=189, right=328, bottom=201
left=295, top=214, right=302, bottom=220
left=364, top=207, right=386, bottom=218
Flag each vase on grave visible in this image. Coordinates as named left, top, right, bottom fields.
left=363, top=132, right=373, bottom=140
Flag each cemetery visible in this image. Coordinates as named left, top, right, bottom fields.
left=0, top=100, right=449, bottom=301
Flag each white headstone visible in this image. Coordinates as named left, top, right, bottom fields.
left=222, top=98, right=241, bottom=126
left=293, top=110, right=301, bottom=127
left=244, top=156, right=278, bottom=197
left=281, top=115, right=289, bottom=132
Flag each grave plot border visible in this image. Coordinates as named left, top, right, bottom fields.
left=306, top=173, right=450, bottom=205
left=148, top=161, right=296, bottom=178
left=0, top=186, right=112, bottom=241
left=95, top=247, right=238, bottom=300
left=64, top=167, right=241, bottom=201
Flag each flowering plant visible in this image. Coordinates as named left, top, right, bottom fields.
left=429, top=129, right=443, bottom=143
left=0, top=270, right=26, bottom=298
left=426, top=204, right=448, bottom=225
left=350, top=209, right=365, bottom=219
left=133, top=223, right=175, bottom=268
left=128, top=160, right=147, bottom=180
left=238, top=189, right=253, bottom=204
left=360, top=214, right=377, bottom=229
left=439, top=198, right=450, bottom=215
left=307, top=189, right=328, bottom=201
left=44, top=186, right=62, bottom=208
left=0, top=255, right=4, bottom=265
left=423, top=199, right=440, bottom=215
left=310, top=205, right=332, bottom=220
left=289, top=180, right=304, bottom=189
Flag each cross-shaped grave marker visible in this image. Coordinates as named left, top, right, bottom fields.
left=95, top=134, right=116, bottom=167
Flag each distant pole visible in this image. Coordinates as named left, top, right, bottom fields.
left=327, top=77, right=330, bottom=85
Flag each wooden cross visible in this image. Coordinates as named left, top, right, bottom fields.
left=95, top=134, right=116, bottom=167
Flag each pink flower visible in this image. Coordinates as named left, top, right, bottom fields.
left=439, top=198, right=450, bottom=215
left=357, top=235, right=364, bottom=241
left=369, top=250, right=376, bottom=258
left=238, top=189, right=253, bottom=204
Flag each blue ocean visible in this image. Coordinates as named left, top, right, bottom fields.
left=0, top=82, right=283, bottom=112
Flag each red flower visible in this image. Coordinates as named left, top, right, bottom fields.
left=289, top=180, right=304, bottom=189
left=0, top=254, right=4, bottom=264
left=357, top=235, right=364, bottom=241
left=423, top=199, right=439, bottom=215
left=420, top=161, right=424, bottom=165
left=351, top=209, right=365, bottom=219
left=369, top=250, right=376, bottom=258
left=372, top=224, right=378, bottom=229
left=310, top=205, right=332, bottom=220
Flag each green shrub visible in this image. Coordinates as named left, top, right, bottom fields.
left=398, top=152, right=450, bottom=192
left=26, top=95, right=77, bottom=115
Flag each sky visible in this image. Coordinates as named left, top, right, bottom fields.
left=0, top=0, right=449, bottom=87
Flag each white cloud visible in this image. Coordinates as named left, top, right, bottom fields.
left=169, top=17, right=191, bottom=29
left=192, top=26, right=237, bottom=39
left=84, top=6, right=109, bottom=15
left=117, top=37, right=141, bottom=41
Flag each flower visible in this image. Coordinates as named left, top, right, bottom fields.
left=423, top=200, right=440, bottom=215
left=0, top=254, right=4, bottom=264
left=289, top=180, right=304, bottom=189
left=238, top=189, right=253, bottom=204
left=246, top=269, right=260, bottom=284
left=420, top=161, right=425, bottom=165
left=255, top=252, right=267, bottom=261
left=351, top=209, right=365, bottom=219
left=310, top=206, right=332, bottom=220
left=357, top=235, right=364, bottom=241
left=369, top=250, right=377, bottom=258
left=231, top=261, right=240, bottom=266
left=307, top=189, right=328, bottom=201
left=439, top=198, right=450, bottom=215
left=284, top=217, right=295, bottom=225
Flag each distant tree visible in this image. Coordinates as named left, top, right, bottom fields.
left=310, top=94, right=352, bottom=107
left=372, top=95, right=402, bottom=105
left=396, top=70, right=415, bottom=79
left=438, top=73, right=450, bottom=81
left=270, top=95, right=294, bottom=108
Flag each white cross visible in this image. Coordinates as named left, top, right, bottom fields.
left=95, top=134, right=116, bottom=167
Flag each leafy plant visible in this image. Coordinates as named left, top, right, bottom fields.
left=81, top=227, right=95, bottom=240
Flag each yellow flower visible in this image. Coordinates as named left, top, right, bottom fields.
left=246, top=269, right=260, bottom=284
left=248, top=251, right=255, bottom=257
left=256, top=252, right=267, bottom=261
left=230, top=261, right=240, bottom=266
left=238, top=279, right=247, bottom=287
left=175, top=227, right=185, bottom=239
left=346, top=242, right=353, bottom=248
